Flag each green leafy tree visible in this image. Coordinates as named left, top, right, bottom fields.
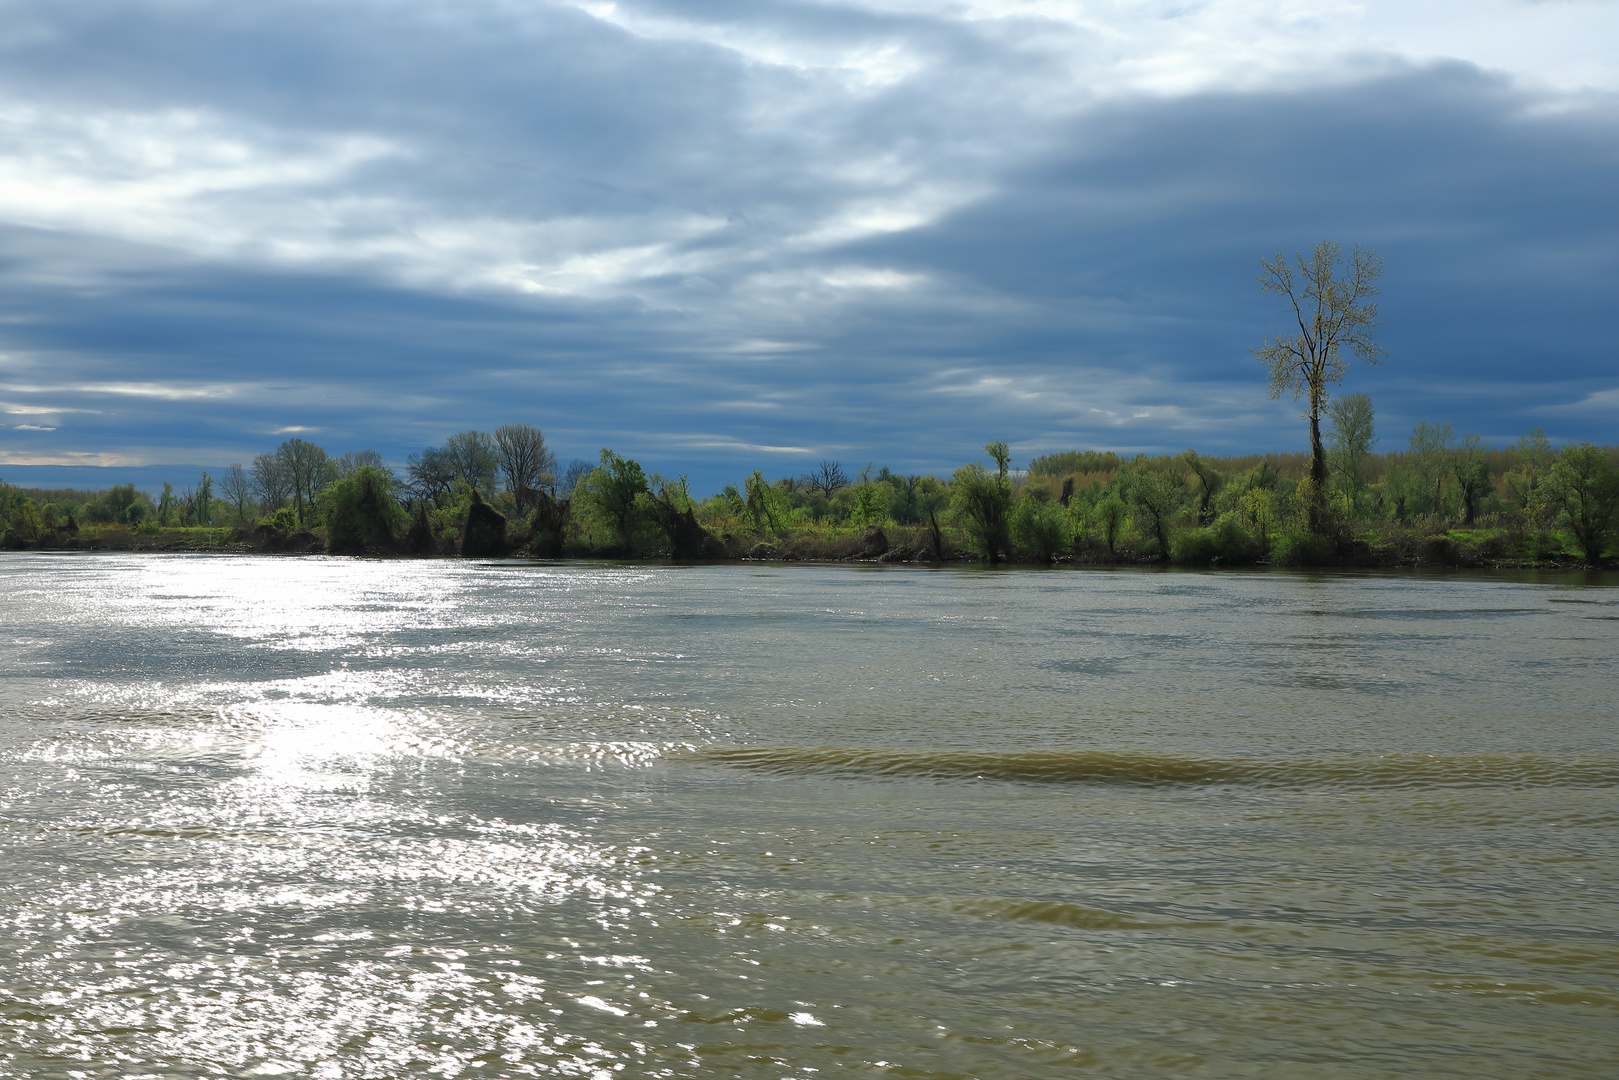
left=1092, top=492, right=1127, bottom=559
left=157, top=482, right=177, bottom=526
left=87, top=483, right=150, bottom=525
left=1451, top=434, right=1490, bottom=527
left=1180, top=450, right=1224, bottom=524
left=1326, top=392, right=1377, bottom=513
left=1126, top=469, right=1186, bottom=560
left=1254, top=241, right=1385, bottom=532
left=3, top=500, right=42, bottom=548
left=1506, top=427, right=1554, bottom=512
left=1538, top=443, right=1619, bottom=565
left=1010, top=493, right=1069, bottom=563
left=1408, top=422, right=1454, bottom=520
left=848, top=465, right=889, bottom=527
left=743, top=470, right=784, bottom=531
left=325, top=466, right=408, bottom=554
left=949, top=442, right=1013, bottom=562
left=644, top=474, right=709, bottom=557
left=580, top=448, right=647, bottom=550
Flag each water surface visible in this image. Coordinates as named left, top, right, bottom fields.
left=1, top=555, right=1616, bottom=1078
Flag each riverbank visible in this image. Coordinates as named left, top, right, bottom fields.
left=8, top=519, right=1606, bottom=570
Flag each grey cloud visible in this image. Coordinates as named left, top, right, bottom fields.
left=0, top=2, right=1614, bottom=491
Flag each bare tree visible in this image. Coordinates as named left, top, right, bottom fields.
left=251, top=452, right=291, bottom=511
left=336, top=449, right=388, bottom=477
left=802, top=460, right=850, bottom=498
left=274, top=438, right=336, bottom=526
left=1254, top=241, right=1385, bottom=532
left=406, top=446, right=456, bottom=505
left=558, top=458, right=593, bottom=497
left=494, top=423, right=557, bottom=514
left=441, top=431, right=499, bottom=496
left=219, top=463, right=253, bottom=523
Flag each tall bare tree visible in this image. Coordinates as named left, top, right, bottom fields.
left=274, top=438, right=335, bottom=526
left=802, top=460, right=850, bottom=498
left=1254, top=241, right=1385, bottom=531
left=219, top=463, right=253, bottom=523
left=441, top=431, right=499, bottom=496
left=251, top=452, right=291, bottom=512
left=494, top=423, right=557, bottom=514
left=406, top=446, right=455, bottom=504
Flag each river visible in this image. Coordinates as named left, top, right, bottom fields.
left=1, top=554, right=1615, bottom=1078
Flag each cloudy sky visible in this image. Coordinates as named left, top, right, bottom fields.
left=1, top=0, right=1615, bottom=492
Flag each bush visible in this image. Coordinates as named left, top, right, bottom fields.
left=2, top=501, right=42, bottom=548
left=1009, top=495, right=1070, bottom=563
left=1172, top=513, right=1262, bottom=565
left=260, top=506, right=298, bottom=532
left=461, top=490, right=508, bottom=557
left=1269, top=528, right=1332, bottom=566
left=325, top=466, right=408, bottom=554
left=949, top=458, right=1011, bottom=562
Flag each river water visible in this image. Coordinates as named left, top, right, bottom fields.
left=1, top=554, right=1615, bottom=1079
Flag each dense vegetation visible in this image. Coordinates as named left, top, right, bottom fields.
left=3, top=408, right=1616, bottom=566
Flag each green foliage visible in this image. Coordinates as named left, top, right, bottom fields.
left=848, top=467, right=889, bottom=527
left=579, top=448, right=648, bottom=550
left=441, top=430, right=500, bottom=498
left=1269, top=527, right=1333, bottom=566
left=3, top=500, right=42, bottom=547
left=1506, top=427, right=1554, bottom=513
left=324, top=466, right=407, bottom=554
left=1009, top=493, right=1070, bottom=563
left=1451, top=434, right=1490, bottom=526
left=1327, top=392, right=1376, bottom=509
left=195, top=471, right=214, bottom=527
left=1027, top=450, right=1122, bottom=478
left=1538, top=443, right=1619, bottom=565
left=949, top=444, right=1013, bottom=561
left=85, top=483, right=151, bottom=525
left=1408, top=421, right=1454, bottom=519
left=1172, top=512, right=1263, bottom=565
left=1091, top=493, right=1127, bottom=558
left=275, top=437, right=338, bottom=526
left=259, top=506, right=299, bottom=532
left=1180, top=450, right=1224, bottom=524
left=743, top=470, right=784, bottom=531
left=1125, top=469, right=1185, bottom=560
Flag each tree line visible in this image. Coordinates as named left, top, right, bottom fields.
left=3, top=240, right=1615, bottom=563
left=2, top=408, right=1615, bottom=564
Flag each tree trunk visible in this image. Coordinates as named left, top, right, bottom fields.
left=1308, top=404, right=1328, bottom=533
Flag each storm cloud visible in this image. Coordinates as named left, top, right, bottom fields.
left=1, top=0, right=1614, bottom=490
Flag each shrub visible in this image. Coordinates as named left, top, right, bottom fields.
left=1269, top=528, right=1332, bottom=566
left=461, top=490, right=508, bottom=557
left=260, top=506, right=298, bottom=532
left=1172, top=513, right=1262, bottom=565
left=2, top=501, right=42, bottom=548
left=325, top=466, right=408, bottom=554
left=1010, top=495, right=1070, bottom=563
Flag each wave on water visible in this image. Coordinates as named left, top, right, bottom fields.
left=695, top=744, right=1619, bottom=789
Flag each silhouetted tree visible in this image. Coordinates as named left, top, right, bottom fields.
left=494, top=423, right=557, bottom=513
left=1254, top=241, right=1384, bottom=531
left=802, top=460, right=850, bottom=498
